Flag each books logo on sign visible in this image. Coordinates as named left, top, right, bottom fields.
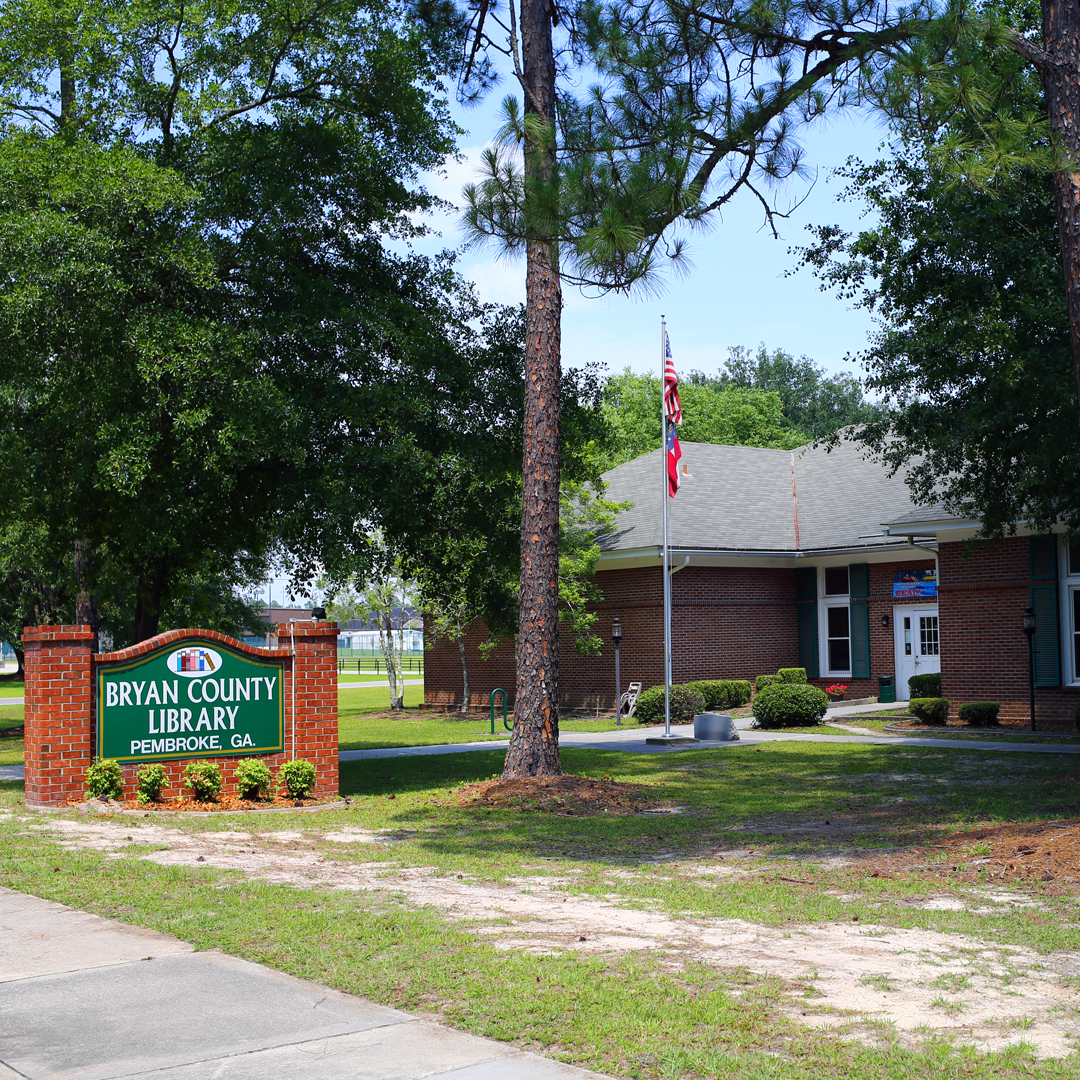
left=168, top=647, right=223, bottom=677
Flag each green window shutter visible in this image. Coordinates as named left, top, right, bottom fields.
left=796, top=567, right=819, bottom=678
left=1029, top=535, right=1057, bottom=580
left=849, top=563, right=870, bottom=599
left=850, top=599, right=871, bottom=677
left=1028, top=536, right=1061, bottom=687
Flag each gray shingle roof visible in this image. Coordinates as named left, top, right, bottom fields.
left=598, top=438, right=927, bottom=554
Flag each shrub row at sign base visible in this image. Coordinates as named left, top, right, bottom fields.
left=85, top=757, right=318, bottom=804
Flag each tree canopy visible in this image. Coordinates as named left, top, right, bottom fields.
left=798, top=118, right=1080, bottom=534
left=595, top=349, right=878, bottom=471
left=0, top=0, right=547, bottom=647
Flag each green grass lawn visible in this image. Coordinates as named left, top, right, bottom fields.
left=338, top=685, right=627, bottom=749
left=0, top=677, right=24, bottom=696
left=3, top=741, right=1080, bottom=1078
left=0, top=703, right=22, bottom=766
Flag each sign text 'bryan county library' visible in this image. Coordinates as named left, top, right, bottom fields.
left=98, top=642, right=285, bottom=763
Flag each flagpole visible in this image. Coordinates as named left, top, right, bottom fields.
left=661, top=316, right=672, bottom=738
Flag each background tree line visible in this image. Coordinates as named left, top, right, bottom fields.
left=595, top=346, right=879, bottom=471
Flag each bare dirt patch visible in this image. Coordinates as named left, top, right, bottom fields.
left=454, top=776, right=666, bottom=816
left=19, top=810, right=1080, bottom=1058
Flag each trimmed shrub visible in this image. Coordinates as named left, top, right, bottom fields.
left=957, top=702, right=1000, bottom=727
left=909, top=698, right=950, bottom=725
left=755, top=674, right=780, bottom=693
left=136, top=763, right=168, bottom=804
left=635, top=685, right=706, bottom=726
left=777, top=668, right=808, bottom=684
left=751, top=684, right=829, bottom=729
left=235, top=759, right=272, bottom=800
left=183, top=760, right=223, bottom=801
left=86, top=758, right=124, bottom=800
left=907, top=672, right=942, bottom=699
left=717, top=679, right=752, bottom=707
left=279, top=759, right=317, bottom=799
left=684, top=679, right=752, bottom=710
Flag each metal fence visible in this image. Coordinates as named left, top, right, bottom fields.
left=338, top=657, right=424, bottom=674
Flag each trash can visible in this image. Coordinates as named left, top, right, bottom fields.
left=878, top=676, right=896, bottom=704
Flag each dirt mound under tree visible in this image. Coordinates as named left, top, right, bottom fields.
left=454, top=775, right=670, bottom=816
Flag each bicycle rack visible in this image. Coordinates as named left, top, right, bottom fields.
left=490, top=688, right=511, bottom=734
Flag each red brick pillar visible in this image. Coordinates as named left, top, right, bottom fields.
left=22, top=625, right=95, bottom=807
left=287, top=621, right=340, bottom=799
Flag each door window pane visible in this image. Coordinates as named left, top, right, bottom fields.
left=827, top=606, right=850, bottom=671
left=824, top=566, right=849, bottom=596
left=903, top=616, right=912, bottom=656
left=919, top=615, right=939, bottom=656
left=1073, top=591, right=1080, bottom=676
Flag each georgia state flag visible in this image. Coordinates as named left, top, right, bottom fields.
left=667, top=423, right=681, bottom=498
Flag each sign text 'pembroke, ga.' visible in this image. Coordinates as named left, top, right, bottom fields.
left=98, top=643, right=284, bottom=763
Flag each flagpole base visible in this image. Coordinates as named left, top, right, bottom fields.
left=644, top=735, right=700, bottom=746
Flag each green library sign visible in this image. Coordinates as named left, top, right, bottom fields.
left=97, top=640, right=285, bottom=763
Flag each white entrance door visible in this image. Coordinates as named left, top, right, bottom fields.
left=894, top=606, right=941, bottom=699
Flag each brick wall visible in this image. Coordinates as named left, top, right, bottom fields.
left=939, top=538, right=1079, bottom=726
left=424, top=559, right=946, bottom=710
left=425, top=564, right=801, bottom=710
left=23, top=626, right=95, bottom=806
left=22, top=623, right=339, bottom=807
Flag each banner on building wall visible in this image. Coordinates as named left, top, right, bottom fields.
left=97, top=640, right=284, bottom=763
left=893, top=569, right=937, bottom=599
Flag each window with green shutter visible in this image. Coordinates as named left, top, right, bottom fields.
left=849, top=563, right=870, bottom=678
left=796, top=566, right=819, bottom=678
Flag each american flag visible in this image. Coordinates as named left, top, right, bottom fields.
left=663, top=333, right=682, bottom=424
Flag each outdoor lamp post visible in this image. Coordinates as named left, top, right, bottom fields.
left=612, top=617, right=623, bottom=725
left=1022, top=605, right=1036, bottom=731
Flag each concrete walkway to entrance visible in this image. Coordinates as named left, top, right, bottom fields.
left=340, top=702, right=1080, bottom=760
left=3, top=704, right=1076, bottom=786
left=0, top=887, right=610, bottom=1080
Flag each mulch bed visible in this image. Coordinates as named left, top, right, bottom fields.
left=865, top=817, right=1080, bottom=890
left=454, top=775, right=669, bottom=816
left=64, top=793, right=333, bottom=812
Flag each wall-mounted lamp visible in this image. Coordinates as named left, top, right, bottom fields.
left=612, top=618, right=623, bottom=726
left=881, top=614, right=890, bottom=628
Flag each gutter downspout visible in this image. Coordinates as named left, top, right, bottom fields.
left=791, top=453, right=800, bottom=551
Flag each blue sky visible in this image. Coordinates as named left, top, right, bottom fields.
left=274, top=92, right=894, bottom=603
left=414, top=97, right=893, bottom=382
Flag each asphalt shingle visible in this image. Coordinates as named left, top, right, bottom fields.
left=599, top=438, right=927, bottom=554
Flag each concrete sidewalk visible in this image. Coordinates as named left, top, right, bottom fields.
left=340, top=702, right=1080, bottom=760
left=0, top=887, right=611, bottom=1080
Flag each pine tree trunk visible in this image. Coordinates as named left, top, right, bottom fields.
left=503, top=0, right=563, bottom=778
left=1041, top=0, right=1080, bottom=412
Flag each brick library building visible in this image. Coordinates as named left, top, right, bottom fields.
left=423, top=438, right=1079, bottom=727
